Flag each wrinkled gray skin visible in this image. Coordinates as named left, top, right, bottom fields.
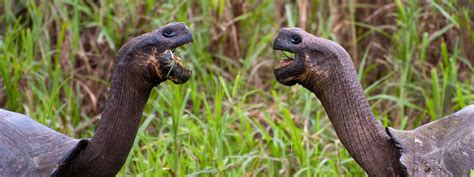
left=273, top=27, right=474, bottom=177
left=0, top=22, right=193, bottom=177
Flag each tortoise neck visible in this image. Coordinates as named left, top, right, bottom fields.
left=64, top=60, right=156, bottom=176
left=302, top=47, right=404, bottom=176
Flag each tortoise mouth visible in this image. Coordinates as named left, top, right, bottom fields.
left=165, top=50, right=191, bottom=84
left=158, top=44, right=192, bottom=84
left=273, top=49, right=306, bottom=86
left=275, top=51, right=296, bottom=69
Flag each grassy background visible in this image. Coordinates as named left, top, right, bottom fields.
left=1, top=0, right=473, bottom=176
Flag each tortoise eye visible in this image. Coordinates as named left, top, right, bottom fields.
left=290, top=35, right=302, bottom=44
left=163, top=29, right=176, bottom=38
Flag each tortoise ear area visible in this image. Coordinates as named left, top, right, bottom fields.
left=129, top=45, right=164, bottom=63
left=116, top=33, right=168, bottom=61
left=126, top=36, right=169, bottom=56
left=147, top=49, right=174, bottom=81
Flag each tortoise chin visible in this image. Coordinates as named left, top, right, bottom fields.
left=274, top=69, right=298, bottom=86
left=273, top=53, right=306, bottom=86
left=165, top=62, right=191, bottom=84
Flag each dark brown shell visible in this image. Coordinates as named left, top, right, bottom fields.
left=0, top=109, right=81, bottom=176
left=387, top=105, right=474, bottom=177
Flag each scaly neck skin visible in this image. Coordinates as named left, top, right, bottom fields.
left=59, top=59, right=158, bottom=176
left=301, top=50, right=404, bottom=176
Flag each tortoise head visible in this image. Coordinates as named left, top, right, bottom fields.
left=117, top=22, right=193, bottom=85
left=273, top=27, right=343, bottom=90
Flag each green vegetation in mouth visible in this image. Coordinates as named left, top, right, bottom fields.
left=280, top=51, right=295, bottom=60
left=166, top=60, right=176, bottom=78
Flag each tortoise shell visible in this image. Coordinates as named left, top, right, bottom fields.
left=388, top=105, right=474, bottom=176
left=0, top=109, right=84, bottom=176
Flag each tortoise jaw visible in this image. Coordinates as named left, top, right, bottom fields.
left=157, top=49, right=191, bottom=84
left=275, top=51, right=296, bottom=69
left=273, top=49, right=306, bottom=86
left=165, top=54, right=191, bottom=84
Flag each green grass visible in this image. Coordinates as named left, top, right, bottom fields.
left=1, top=0, right=473, bottom=176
